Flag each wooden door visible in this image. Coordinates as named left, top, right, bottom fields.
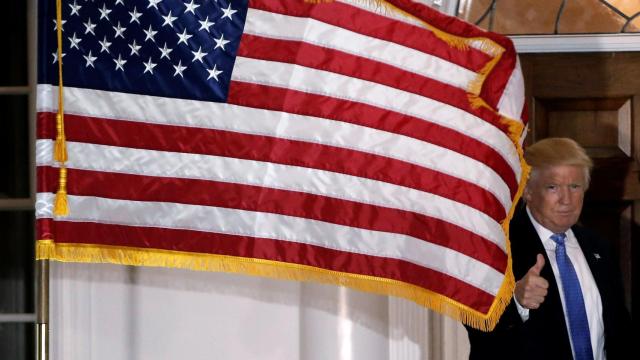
left=520, top=52, right=640, bottom=317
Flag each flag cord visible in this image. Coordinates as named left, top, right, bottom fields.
left=54, top=0, right=69, bottom=216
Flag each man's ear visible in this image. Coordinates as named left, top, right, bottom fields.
left=522, top=185, right=532, bottom=203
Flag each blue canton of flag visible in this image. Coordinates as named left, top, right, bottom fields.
left=39, top=0, right=248, bottom=102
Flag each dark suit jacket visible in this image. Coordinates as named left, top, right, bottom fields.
left=467, top=203, right=632, bottom=360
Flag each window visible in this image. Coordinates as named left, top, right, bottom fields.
left=0, top=1, right=36, bottom=359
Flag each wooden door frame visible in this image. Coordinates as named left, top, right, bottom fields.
left=519, top=51, right=640, bottom=316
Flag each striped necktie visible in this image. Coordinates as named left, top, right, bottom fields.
left=550, top=232, right=593, bottom=360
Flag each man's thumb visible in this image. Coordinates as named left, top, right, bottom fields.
left=530, top=254, right=545, bottom=275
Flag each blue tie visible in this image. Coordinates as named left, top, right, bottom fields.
left=551, top=233, right=594, bottom=360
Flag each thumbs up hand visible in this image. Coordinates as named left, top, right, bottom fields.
left=514, top=254, right=549, bottom=309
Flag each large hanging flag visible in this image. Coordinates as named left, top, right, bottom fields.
left=36, top=0, right=527, bottom=330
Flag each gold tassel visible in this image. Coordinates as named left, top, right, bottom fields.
left=54, top=113, right=67, bottom=162
left=54, top=166, right=69, bottom=216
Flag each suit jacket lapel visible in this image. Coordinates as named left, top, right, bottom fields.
left=573, top=226, right=604, bottom=285
left=511, top=206, right=573, bottom=356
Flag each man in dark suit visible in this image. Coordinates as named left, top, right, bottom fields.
left=467, top=138, right=631, bottom=360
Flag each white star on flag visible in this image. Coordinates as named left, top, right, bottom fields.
left=147, top=0, right=162, bottom=9
left=129, top=39, right=142, bottom=56
left=68, top=32, right=82, bottom=49
left=191, top=46, right=208, bottom=63
left=221, top=4, right=237, bottom=20
left=184, top=0, right=201, bottom=14
left=177, top=28, right=193, bottom=45
left=69, top=0, right=82, bottom=16
left=129, top=7, right=143, bottom=24
left=99, top=36, right=112, bottom=53
left=113, top=22, right=127, bottom=39
left=83, top=50, right=97, bottom=68
left=214, top=33, right=230, bottom=51
left=198, top=16, right=214, bottom=32
left=83, top=18, right=97, bottom=35
left=144, top=25, right=158, bottom=42
left=207, top=64, right=222, bottom=81
left=159, top=42, right=173, bottom=59
left=53, top=19, right=67, bottom=31
left=162, top=11, right=178, bottom=27
left=143, top=57, right=157, bottom=74
left=51, top=51, right=66, bottom=64
left=173, top=60, right=187, bottom=78
left=113, top=54, right=127, bottom=71
left=99, top=4, right=112, bottom=21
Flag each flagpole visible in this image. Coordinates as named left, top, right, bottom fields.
left=36, top=260, right=49, bottom=360
left=30, top=0, right=48, bottom=357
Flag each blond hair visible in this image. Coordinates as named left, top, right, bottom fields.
left=525, top=137, right=593, bottom=186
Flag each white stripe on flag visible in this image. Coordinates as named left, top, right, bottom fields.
left=36, top=139, right=506, bottom=250
left=497, top=57, right=525, bottom=121
left=37, top=85, right=517, bottom=213
left=244, top=8, right=478, bottom=91
left=336, top=0, right=503, bottom=56
left=231, top=56, right=520, bottom=184
left=35, top=192, right=504, bottom=295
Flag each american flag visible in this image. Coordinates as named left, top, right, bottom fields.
left=36, top=0, right=526, bottom=330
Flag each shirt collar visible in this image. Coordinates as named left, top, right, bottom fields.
left=525, top=206, right=578, bottom=249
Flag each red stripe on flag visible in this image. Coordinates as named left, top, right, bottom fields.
left=380, top=0, right=518, bottom=109
left=237, top=33, right=508, bottom=132
left=37, top=166, right=508, bottom=272
left=39, top=218, right=496, bottom=312
left=227, top=82, right=518, bottom=198
left=248, top=0, right=493, bottom=72
left=37, top=112, right=507, bottom=221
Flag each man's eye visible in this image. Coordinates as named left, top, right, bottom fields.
left=570, top=184, right=582, bottom=190
left=545, top=185, right=557, bottom=191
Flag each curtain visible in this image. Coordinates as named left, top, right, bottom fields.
left=49, top=262, right=469, bottom=359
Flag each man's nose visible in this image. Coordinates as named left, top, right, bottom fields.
left=558, top=187, right=571, bottom=204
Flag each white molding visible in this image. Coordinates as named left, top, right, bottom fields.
left=0, top=86, right=29, bottom=95
left=0, top=313, right=36, bottom=323
left=0, top=198, right=34, bottom=210
left=510, top=34, right=640, bottom=53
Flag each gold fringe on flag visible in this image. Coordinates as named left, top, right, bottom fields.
left=493, top=119, right=530, bottom=331
left=36, top=240, right=57, bottom=260
left=500, top=116, right=526, bottom=146
left=467, top=93, right=493, bottom=110
left=467, top=50, right=504, bottom=96
left=350, top=0, right=507, bottom=98
left=35, top=239, right=510, bottom=331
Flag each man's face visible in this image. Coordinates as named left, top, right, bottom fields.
left=524, top=165, right=586, bottom=233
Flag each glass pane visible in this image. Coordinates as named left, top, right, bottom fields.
left=0, top=322, right=35, bottom=360
left=0, top=95, right=30, bottom=199
left=456, top=0, right=640, bottom=34
left=0, top=1, right=27, bottom=86
left=0, top=211, right=35, bottom=314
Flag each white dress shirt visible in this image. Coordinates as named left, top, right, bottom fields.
left=513, top=207, right=605, bottom=359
